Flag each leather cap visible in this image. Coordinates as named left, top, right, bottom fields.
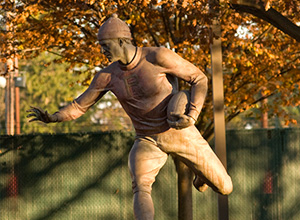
left=98, top=14, right=132, bottom=41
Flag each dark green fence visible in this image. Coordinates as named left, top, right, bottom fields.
left=0, top=129, right=299, bottom=220
left=227, top=129, right=300, bottom=220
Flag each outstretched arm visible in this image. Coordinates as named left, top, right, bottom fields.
left=27, top=71, right=110, bottom=123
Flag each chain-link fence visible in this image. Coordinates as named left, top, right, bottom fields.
left=0, top=129, right=299, bottom=220
left=227, top=128, right=300, bottom=220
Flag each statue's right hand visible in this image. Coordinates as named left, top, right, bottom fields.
left=26, top=106, right=58, bottom=123
left=167, top=113, right=195, bottom=130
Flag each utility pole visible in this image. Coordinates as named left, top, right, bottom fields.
left=3, top=0, right=21, bottom=135
left=14, top=57, right=20, bottom=135
left=209, top=0, right=229, bottom=220
left=6, top=58, right=15, bottom=135
left=3, top=1, right=14, bottom=135
left=261, top=89, right=268, bottom=128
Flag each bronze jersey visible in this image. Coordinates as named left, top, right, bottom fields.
left=55, top=47, right=207, bottom=135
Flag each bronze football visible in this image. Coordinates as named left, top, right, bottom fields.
left=167, top=90, right=191, bottom=122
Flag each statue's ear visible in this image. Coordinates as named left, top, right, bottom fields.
left=119, top=38, right=124, bottom=47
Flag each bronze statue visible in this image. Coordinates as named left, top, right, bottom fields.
left=27, top=14, right=232, bottom=220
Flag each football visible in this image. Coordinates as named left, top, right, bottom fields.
left=167, top=90, right=191, bottom=122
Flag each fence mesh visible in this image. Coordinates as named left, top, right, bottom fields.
left=0, top=129, right=299, bottom=220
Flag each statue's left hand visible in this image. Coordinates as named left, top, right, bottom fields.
left=167, top=113, right=196, bottom=130
left=26, top=106, right=58, bottom=123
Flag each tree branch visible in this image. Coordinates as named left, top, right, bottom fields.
left=230, top=2, right=300, bottom=42
left=141, top=14, right=160, bottom=47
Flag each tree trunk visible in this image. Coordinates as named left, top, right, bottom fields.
left=173, top=156, right=193, bottom=220
left=210, top=1, right=229, bottom=220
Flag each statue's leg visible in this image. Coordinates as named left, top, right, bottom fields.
left=157, top=127, right=233, bottom=195
left=128, top=136, right=168, bottom=220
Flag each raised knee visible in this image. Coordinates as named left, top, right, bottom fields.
left=219, top=176, right=233, bottom=195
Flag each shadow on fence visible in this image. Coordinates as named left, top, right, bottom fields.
left=1, top=129, right=300, bottom=220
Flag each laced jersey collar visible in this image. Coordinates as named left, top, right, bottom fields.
left=119, top=47, right=141, bottom=70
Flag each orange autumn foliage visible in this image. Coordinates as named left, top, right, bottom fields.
left=0, top=0, right=299, bottom=138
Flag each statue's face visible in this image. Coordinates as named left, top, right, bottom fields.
left=99, top=39, right=123, bottom=63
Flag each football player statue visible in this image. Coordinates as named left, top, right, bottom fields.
left=27, top=14, right=232, bottom=220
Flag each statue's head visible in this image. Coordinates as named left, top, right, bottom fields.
left=98, top=14, right=132, bottom=41
left=98, top=14, right=132, bottom=62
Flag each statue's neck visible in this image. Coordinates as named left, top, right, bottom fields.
left=119, top=44, right=137, bottom=65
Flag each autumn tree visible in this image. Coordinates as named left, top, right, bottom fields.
left=0, top=0, right=299, bottom=138
left=18, top=52, right=91, bottom=133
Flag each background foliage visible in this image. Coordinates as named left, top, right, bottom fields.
left=17, top=52, right=133, bottom=134
left=0, top=0, right=299, bottom=137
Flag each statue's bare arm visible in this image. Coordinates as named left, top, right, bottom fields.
left=27, top=71, right=110, bottom=123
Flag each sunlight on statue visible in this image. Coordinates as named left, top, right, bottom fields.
left=27, top=14, right=232, bottom=220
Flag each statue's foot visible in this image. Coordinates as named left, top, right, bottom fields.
left=193, top=176, right=208, bottom=192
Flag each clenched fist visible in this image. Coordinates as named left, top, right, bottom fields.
left=167, top=113, right=196, bottom=130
